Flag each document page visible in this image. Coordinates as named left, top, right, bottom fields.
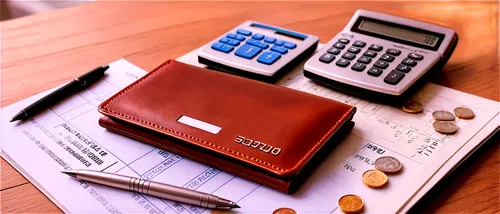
left=2, top=52, right=498, bottom=213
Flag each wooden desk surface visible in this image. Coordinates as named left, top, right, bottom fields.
left=1, top=1, right=498, bottom=213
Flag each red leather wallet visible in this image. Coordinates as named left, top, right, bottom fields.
left=98, top=60, right=356, bottom=193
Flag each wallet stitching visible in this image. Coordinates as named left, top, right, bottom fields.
left=100, top=61, right=354, bottom=172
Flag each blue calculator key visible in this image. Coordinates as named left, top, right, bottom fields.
left=264, top=37, right=276, bottom=43
left=236, top=29, right=252, bottom=36
left=226, top=39, right=240, bottom=46
left=235, top=44, right=262, bottom=59
left=270, top=45, right=288, bottom=54
left=234, top=35, right=246, bottom=41
left=274, top=40, right=285, bottom=46
left=257, top=42, right=269, bottom=49
left=257, top=52, right=281, bottom=65
left=219, top=37, right=230, bottom=43
left=211, top=42, right=234, bottom=53
left=227, top=33, right=237, bottom=39
left=252, top=34, right=265, bottom=40
left=284, top=42, right=296, bottom=49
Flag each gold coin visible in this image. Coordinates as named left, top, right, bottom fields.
left=432, top=110, right=455, bottom=121
left=402, top=100, right=424, bottom=114
left=454, top=107, right=475, bottom=119
left=374, top=156, right=403, bottom=174
left=273, top=207, right=297, bottom=214
left=433, top=121, right=458, bottom=134
left=362, top=170, right=388, bottom=188
left=338, top=194, right=364, bottom=214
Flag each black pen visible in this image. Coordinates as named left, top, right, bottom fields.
left=10, top=65, right=109, bottom=122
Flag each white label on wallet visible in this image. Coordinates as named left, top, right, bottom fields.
left=177, top=115, right=222, bottom=134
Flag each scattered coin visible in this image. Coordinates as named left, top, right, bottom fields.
left=432, top=110, right=455, bottom=121
left=454, top=107, right=475, bottom=119
left=433, top=121, right=458, bottom=134
left=273, top=208, right=297, bottom=214
left=338, top=194, right=364, bottom=214
left=402, top=100, right=424, bottom=114
left=374, top=156, right=403, bottom=174
left=362, top=170, right=388, bottom=188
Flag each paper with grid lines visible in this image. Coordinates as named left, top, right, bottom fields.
left=2, top=51, right=498, bottom=213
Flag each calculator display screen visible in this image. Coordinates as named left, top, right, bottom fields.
left=358, top=20, right=438, bottom=47
left=352, top=17, right=445, bottom=51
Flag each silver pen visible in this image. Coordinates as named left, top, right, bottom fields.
left=62, top=169, right=240, bottom=209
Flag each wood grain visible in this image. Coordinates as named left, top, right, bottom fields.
left=1, top=1, right=498, bottom=213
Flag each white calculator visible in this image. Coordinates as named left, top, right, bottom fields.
left=198, top=20, right=319, bottom=82
left=304, top=10, right=458, bottom=103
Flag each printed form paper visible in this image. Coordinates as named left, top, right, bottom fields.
left=2, top=51, right=498, bottom=213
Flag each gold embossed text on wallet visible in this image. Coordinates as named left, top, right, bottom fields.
left=98, top=60, right=356, bottom=193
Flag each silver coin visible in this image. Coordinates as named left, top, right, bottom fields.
left=432, top=110, right=455, bottom=121
left=433, top=121, right=458, bottom=134
left=374, top=156, right=403, bottom=174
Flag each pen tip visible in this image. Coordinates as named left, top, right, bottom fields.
left=233, top=204, right=241, bottom=208
left=61, top=170, right=78, bottom=178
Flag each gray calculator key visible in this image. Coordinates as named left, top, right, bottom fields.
left=396, top=64, right=411, bottom=73
left=380, top=54, right=395, bottom=62
left=339, top=38, right=350, bottom=44
left=374, top=60, right=389, bottom=69
left=386, top=48, right=401, bottom=56
left=402, top=58, right=418, bottom=67
left=353, top=40, right=366, bottom=47
left=336, top=59, right=350, bottom=67
left=348, top=47, right=361, bottom=54
left=357, top=56, right=372, bottom=64
left=327, top=48, right=341, bottom=55
left=369, top=44, right=383, bottom=51
left=363, top=50, right=377, bottom=58
left=408, top=53, right=424, bottom=60
left=319, top=53, right=336, bottom=63
left=351, top=63, right=366, bottom=72
left=333, top=42, right=346, bottom=49
left=368, top=67, right=384, bottom=77
left=384, top=70, right=405, bottom=85
left=342, top=52, right=356, bottom=60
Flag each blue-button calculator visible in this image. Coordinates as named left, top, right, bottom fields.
left=198, top=21, right=319, bottom=82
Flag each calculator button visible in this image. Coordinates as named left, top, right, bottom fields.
left=369, top=44, right=383, bottom=51
left=347, top=47, right=361, bottom=54
left=211, top=42, right=234, bottom=53
left=219, top=37, right=230, bottom=44
left=236, top=29, right=252, bottom=36
left=338, top=38, right=350, bottom=44
left=284, top=42, right=297, bottom=49
left=252, top=34, right=265, bottom=40
left=380, top=54, right=395, bottom=62
left=226, top=39, right=241, bottom=46
left=271, top=45, right=288, bottom=54
left=327, top=48, right=341, bottom=55
left=357, top=56, right=372, bottom=64
left=336, top=59, right=350, bottom=67
left=227, top=33, right=238, bottom=39
left=274, top=40, right=285, bottom=46
left=319, top=53, right=336, bottom=63
left=363, top=50, right=377, bottom=58
left=264, top=37, right=276, bottom=43
left=257, top=52, right=282, bottom=65
left=402, top=58, right=418, bottom=67
left=342, top=53, right=356, bottom=60
left=368, top=67, right=384, bottom=77
left=386, top=48, right=401, bottom=56
left=384, top=70, right=405, bottom=85
left=234, top=35, right=246, bottom=41
left=353, top=40, right=366, bottom=47
left=396, top=64, right=412, bottom=73
left=235, top=44, right=262, bottom=59
left=351, top=63, right=366, bottom=72
left=374, top=60, right=389, bottom=69
left=247, top=39, right=268, bottom=49
left=408, top=53, right=424, bottom=60
left=333, top=42, right=346, bottom=49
